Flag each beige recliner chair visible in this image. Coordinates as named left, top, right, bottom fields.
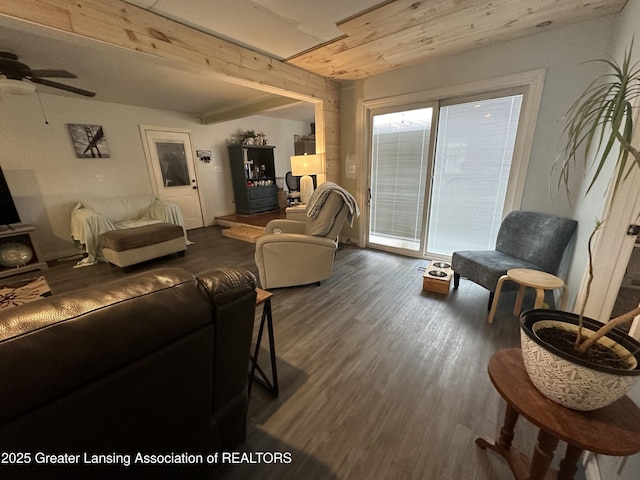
left=255, top=191, right=349, bottom=289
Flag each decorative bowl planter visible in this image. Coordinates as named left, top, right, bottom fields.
left=520, top=309, right=640, bottom=411
left=0, top=242, right=33, bottom=268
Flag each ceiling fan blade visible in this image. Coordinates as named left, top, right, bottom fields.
left=28, top=69, right=77, bottom=79
left=29, top=77, right=96, bottom=97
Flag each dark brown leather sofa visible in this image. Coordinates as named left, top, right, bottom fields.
left=0, top=266, right=257, bottom=479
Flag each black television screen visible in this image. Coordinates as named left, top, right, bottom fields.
left=0, top=166, right=21, bottom=226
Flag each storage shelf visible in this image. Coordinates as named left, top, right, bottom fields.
left=229, top=145, right=279, bottom=214
left=0, top=224, right=47, bottom=280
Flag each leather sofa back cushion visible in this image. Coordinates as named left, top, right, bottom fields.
left=305, top=192, right=344, bottom=237
left=0, top=268, right=212, bottom=423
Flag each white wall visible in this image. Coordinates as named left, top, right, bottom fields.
left=185, top=114, right=311, bottom=223
left=0, top=92, right=309, bottom=260
left=584, top=3, right=640, bottom=479
left=350, top=14, right=618, bottom=217
left=566, top=2, right=640, bottom=321
left=340, top=14, right=617, bottom=278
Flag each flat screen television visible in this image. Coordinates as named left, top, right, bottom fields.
left=0, top=166, right=21, bottom=226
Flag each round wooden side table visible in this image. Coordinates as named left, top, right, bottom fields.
left=488, top=268, right=567, bottom=324
left=476, top=348, right=640, bottom=480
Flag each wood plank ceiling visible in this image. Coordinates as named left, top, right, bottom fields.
left=286, top=0, right=628, bottom=80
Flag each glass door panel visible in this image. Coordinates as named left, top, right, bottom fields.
left=155, top=141, right=190, bottom=187
left=426, top=95, right=523, bottom=256
left=369, top=108, right=433, bottom=252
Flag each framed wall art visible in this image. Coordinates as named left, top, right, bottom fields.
left=67, top=124, right=110, bottom=158
left=196, top=150, right=212, bottom=163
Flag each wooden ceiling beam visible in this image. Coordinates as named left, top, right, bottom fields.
left=200, top=96, right=303, bottom=125
left=0, top=0, right=337, bottom=96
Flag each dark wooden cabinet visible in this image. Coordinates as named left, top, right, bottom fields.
left=228, top=145, right=279, bottom=214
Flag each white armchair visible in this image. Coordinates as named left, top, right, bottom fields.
left=255, top=191, right=350, bottom=289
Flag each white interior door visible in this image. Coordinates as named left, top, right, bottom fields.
left=140, top=127, right=204, bottom=230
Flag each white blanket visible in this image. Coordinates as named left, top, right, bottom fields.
left=71, top=194, right=186, bottom=264
left=307, top=182, right=360, bottom=227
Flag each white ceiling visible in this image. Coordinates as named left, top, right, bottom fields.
left=123, top=0, right=383, bottom=59
left=0, top=17, right=262, bottom=111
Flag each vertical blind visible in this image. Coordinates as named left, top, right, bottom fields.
left=427, top=95, right=523, bottom=255
left=370, top=108, right=432, bottom=250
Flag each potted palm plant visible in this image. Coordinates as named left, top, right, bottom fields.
left=520, top=44, right=640, bottom=410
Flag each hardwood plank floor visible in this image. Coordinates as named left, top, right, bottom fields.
left=41, top=227, right=585, bottom=480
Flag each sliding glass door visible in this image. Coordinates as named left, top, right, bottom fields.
left=368, top=92, right=523, bottom=258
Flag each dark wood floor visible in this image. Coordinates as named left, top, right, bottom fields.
left=41, top=227, right=585, bottom=480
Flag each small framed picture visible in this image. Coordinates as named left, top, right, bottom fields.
left=68, top=124, right=110, bottom=158
left=196, top=150, right=212, bottom=163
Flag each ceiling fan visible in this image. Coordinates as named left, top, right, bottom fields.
left=0, top=51, right=95, bottom=97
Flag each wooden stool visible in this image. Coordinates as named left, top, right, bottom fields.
left=248, top=288, right=278, bottom=397
left=488, top=268, right=567, bottom=324
left=476, top=349, right=640, bottom=480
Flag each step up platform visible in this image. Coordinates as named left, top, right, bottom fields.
left=222, top=226, right=265, bottom=243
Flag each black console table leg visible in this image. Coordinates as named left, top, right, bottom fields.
left=248, top=296, right=278, bottom=397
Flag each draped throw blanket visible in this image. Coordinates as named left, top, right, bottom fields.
left=70, top=194, right=187, bottom=266
left=307, top=182, right=360, bottom=227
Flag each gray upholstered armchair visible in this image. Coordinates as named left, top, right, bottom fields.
left=451, top=210, right=577, bottom=308
left=255, top=190, right=350, bottom=289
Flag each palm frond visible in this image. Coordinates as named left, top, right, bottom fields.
left=559, top=43, right=640, bottom=199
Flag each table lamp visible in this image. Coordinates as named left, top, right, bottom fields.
left=290, top=154, right=322, bottom=204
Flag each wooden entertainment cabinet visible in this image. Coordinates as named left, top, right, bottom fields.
left=0, top=224, right=47, bottom=279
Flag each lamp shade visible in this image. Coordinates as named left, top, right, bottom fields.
left=290, top=154, right=322, bottom=177
left=290, top=154, right=323, bottom=204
